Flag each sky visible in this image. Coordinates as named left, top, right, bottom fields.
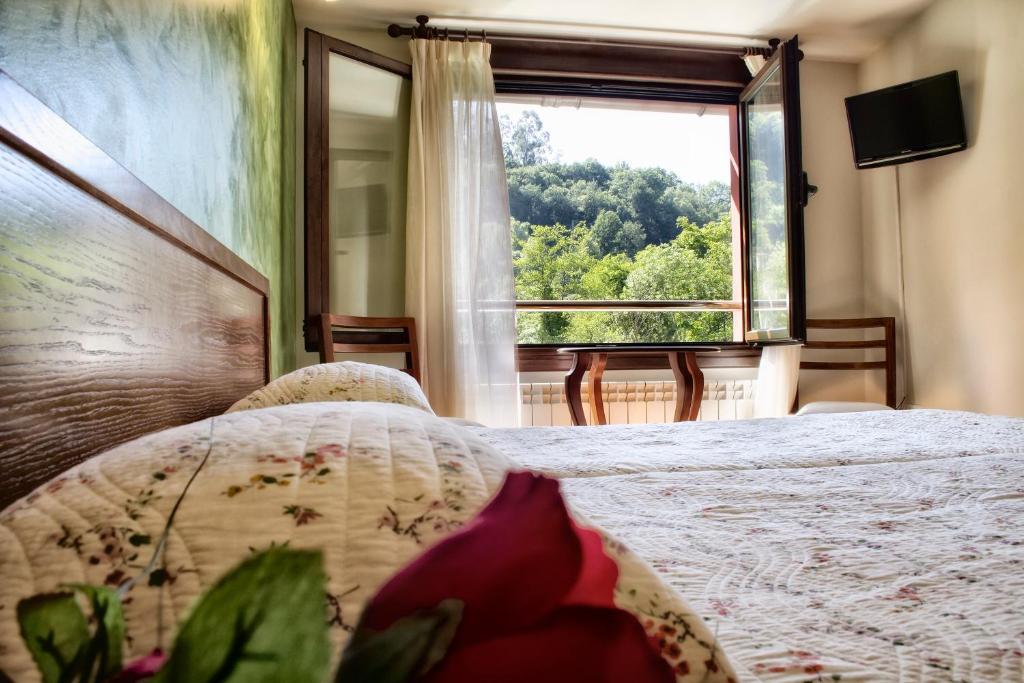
left=496, top=100, right=731, bottom=186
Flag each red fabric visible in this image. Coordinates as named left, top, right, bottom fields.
left=362, top=471, right=673, bottom=682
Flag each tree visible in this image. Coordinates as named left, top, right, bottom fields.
left=500, top=111, right=553, bottom=166
left=746, top=111, right=788, bottom=330
left=501, top=109, right=737, bottom=344
left=592, top=210, right=646, bottom=258
left=590, top=209, right=624, bottom=255
left=611, top=216, right=733, bottom=342
left=581, top=253, right=632, bottom=299
left=607, top=165, right=680, bottom=245
left=695, top=181, right=731, bottom=224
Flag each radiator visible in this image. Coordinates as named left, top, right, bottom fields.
left=519, top=380, right=755, bottom=426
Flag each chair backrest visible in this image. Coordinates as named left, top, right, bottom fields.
left=315, top=314, right=421, bottom=384
left=800, top=317, right=897, bottom=408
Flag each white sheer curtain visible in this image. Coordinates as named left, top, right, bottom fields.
left=753, top=344, right=802, bottom=418
left=405, top=39, right=519, bottom=426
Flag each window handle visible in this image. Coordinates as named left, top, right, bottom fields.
left=801, top=172, right=818, bottom=206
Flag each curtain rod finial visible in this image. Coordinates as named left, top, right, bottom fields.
left=386, top=24, right=403, bottom=38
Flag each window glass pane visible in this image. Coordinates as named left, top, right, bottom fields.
left=498, top=96, right=738, bottom=345
left=516, top=311, right=735, bottom=344
left=745, top=65, right=790, bottom=334
left=328, top=53, right=409, bottom=317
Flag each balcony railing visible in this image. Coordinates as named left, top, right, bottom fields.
left=515, top=299, right=747, bottom=345
left=515, top=300, right=742, bottom=312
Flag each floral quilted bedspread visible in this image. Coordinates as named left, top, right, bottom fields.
left=0, top=402, right=734, bottom=682
left=474, top=410, right=1024, bottom=681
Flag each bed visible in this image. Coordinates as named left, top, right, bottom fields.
left=472, top=410, right=1024, bottom=681
left=2, top=69, right=1023, bottom=682
left=3, top=402, right=1022, bottom=682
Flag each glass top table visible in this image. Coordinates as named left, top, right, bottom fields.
left=556, top=346, right=725, bottom=426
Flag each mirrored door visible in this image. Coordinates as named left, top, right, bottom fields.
left=303, top=30, right=411, bottom=351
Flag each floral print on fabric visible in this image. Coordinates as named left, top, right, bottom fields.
left=0, top=402, right=734, bottom=683
left=225, top=361, right=434, bottom=415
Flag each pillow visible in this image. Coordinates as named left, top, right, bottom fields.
left=226, top=361, right=433, bottom=414
left=0, top=401, right=735, bottom=682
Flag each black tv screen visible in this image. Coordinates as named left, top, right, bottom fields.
left=845, top=71, right=967, bottom=168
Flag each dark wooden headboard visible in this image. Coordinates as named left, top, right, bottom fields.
left=0, top=70, right=270, bottom=509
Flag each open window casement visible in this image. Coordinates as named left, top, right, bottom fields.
left=738, top=36, right=808, bottom=343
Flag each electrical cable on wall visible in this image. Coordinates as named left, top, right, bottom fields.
left=894, top=165, right=911, bottom=409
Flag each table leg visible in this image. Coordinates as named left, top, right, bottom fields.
left=684, top=352, right=704, bottom=421
left=668, top=351, right=693, bottom=422
left=587, top=352, right=608, bottom=425
left=564, top=351, right=591, bottom=426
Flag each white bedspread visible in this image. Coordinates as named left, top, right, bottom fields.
left=472, top=410, right=1024, bottom=682
left=0, top=402, right=733, bottom=682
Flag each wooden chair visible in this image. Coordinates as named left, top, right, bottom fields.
left=314, top=314, right=421, bottom=384
left=799, top=317, right=897, bottom=409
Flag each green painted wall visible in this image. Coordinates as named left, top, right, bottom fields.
left=0, top=0, right=297, bottom=377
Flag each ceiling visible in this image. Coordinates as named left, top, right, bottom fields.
left=292, top=0, right=934, bottom=62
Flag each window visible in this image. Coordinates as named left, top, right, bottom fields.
left=302, top=31, right=808, bottom=356
left=498, top=96, right=743, bottom=345
left=499, top=37, right=806, bottom=351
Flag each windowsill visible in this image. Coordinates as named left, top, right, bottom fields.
left=517, top=342, right=750, bottom=348
left=516, top=343, right=760, bottom=372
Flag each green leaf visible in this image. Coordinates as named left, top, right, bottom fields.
left=17, top=592, right=88, bottom=683
left=152, top=548, right=329, bottom=683
left=66, top=585, right=124, bottom=681
left=335, top=599, right=463, bottom=683
left=18, top=586, right=125, bottom=683
left=73, top=585, right=124, bottom=679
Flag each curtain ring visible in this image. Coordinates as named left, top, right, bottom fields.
left=444, top=27, right=449, bottom=41
left=482, top=29, right=487, bottom=43
left=464, top=28, right=469, bottom=42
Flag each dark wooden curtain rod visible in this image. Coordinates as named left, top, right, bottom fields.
left=387, top=15, right=775, bottom=58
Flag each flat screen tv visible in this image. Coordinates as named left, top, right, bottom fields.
left=845, top=71, right=967, bottom=168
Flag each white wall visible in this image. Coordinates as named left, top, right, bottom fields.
left=859, top=0, right=1024, bottom=415
left=797, top=60, right=871, bottom=405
